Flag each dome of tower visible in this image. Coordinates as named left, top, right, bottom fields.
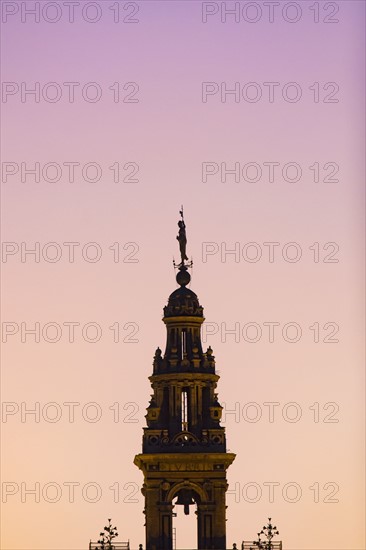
left=163, top=285, right=204, bottom=318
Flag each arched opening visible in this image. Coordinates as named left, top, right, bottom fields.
left=164, top=482, right=214, bottom=550
left=172, top=488, right=200, bottom=550
left=181, top=388, right=188, bottom=431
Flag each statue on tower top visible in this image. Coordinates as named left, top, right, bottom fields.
left=174, top=207, right=193, bottom=286
left=176, top=207, right=189, bottom=266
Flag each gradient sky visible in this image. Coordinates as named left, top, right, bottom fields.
left=1, top=1, right=365, bottom=549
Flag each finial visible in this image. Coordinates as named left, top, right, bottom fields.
left=251, top=518, right=280, bottom=548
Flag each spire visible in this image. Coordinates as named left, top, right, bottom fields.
left=140, top=210, right=227, bottom=446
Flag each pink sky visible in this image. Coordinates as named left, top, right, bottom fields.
left=1, top=1, right=365, bottom=548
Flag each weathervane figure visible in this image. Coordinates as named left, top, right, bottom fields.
left=176, top=206, right=188, bottom=266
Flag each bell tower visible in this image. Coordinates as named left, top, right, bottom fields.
left=134, top=211, right=235, bottom=550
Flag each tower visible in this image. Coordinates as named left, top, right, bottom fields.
left=134, top=212, right=235, bottom=550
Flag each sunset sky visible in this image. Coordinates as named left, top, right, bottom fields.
left=1, top=1, right=365, bottom=549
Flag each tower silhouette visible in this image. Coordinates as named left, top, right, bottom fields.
left=134, top=217, right=235, bottom=550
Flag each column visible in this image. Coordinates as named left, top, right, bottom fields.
left=158, top=503, right=174, bottom=550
